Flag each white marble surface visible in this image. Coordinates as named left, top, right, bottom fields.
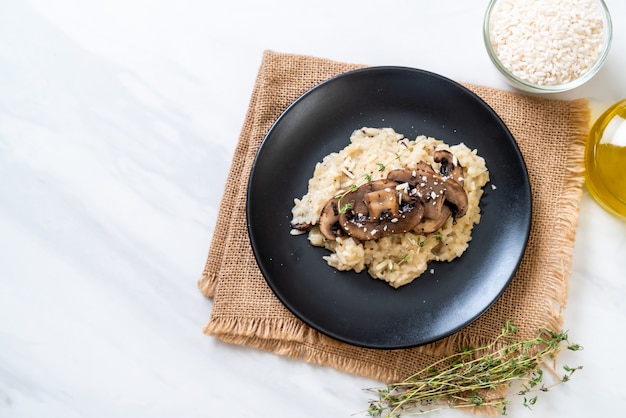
left=2, top=1, right=626, bottom=417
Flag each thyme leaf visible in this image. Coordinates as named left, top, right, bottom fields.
left=338, top=202, right=353, bottom=214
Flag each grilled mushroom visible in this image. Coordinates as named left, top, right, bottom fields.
left=440, top=177, right=468, bottom=218
left=389, top=169, right=447, bottom=220
left=318, top=197, right=344, bottom=240
left=434, top=149, right=464, bottom=186
left=412, top=205, right=452, bottom=234
left=388, top=150, right=468, bottom=232
left=314, top=150, right=468, bottom=241
left=337, top=179, right=424, bottom=241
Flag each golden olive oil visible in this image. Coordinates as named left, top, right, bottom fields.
left=596, top=144, right=626, bottom=202
left=585, top=99, right=626, bottom=218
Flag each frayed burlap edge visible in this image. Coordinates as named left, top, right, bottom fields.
left=546, top=97, right=590, bottom=311
left=203, top=316, right=439, bottom=384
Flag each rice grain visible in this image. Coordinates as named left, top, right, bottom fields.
left=489, top=0, right=605, bottom=86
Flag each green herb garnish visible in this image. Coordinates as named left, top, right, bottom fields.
left=338, top=201, right=353, bottom=214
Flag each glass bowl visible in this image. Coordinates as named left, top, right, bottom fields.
left=585, top=99, right=626, bottom=219
left=483, top=0, right=612, bottom=93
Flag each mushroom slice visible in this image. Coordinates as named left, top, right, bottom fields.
left=339, top=201, right=424, bottom=241
left=337, top=179, right=424, bottom=241
left=442, top=178, right=468, bottom=218
left=290, top=222, right=312, bottom=232
left=387, top=169, right=419, bottom=186
left=388, top=161, right=468, bottom=222
left=415, top=160, right=437, bottom=176
left=430, top=151, right=468, bottom=218
left=387, top=165, right=437, bottom=188
left=422, top=188, right=446, bottom=220
left=390, top=169, right=447, bottom=218
left=343, top=179, right=398, bottom=218
left=364, top=188, right=399, bottom=220
left=318, top=197, right=344, bottom=241
left=434, top=149, right=464, bottom=186
left=413, top=205, right=452, bottom=234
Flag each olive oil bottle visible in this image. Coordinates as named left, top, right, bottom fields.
left=585, top=99, right=626, bottom=218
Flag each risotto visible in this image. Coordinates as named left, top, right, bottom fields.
left=290, top=127, right=490, bottom=288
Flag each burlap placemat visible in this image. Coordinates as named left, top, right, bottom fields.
left=199, top=50, right=589, bottom=384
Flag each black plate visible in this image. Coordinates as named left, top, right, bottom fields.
left=246, top=67, right=531, bottom=349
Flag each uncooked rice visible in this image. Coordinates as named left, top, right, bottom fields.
left=291, top=127, right=490, bottom=288
left=489, top=0, right=605, bottom=86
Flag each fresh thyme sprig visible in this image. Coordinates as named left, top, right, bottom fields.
left=366, top=320, right=583, bottom=417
